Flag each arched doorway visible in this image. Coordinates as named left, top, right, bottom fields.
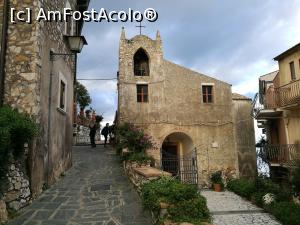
left=161, top=132, right=198, bottom=184
left=133, top=48, right=150, bottom=76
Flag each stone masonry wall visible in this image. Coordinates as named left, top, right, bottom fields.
left=4, top=162, right=31, bottom=211
left=0, top=145, right=31, bottom=223
left=36, top=0, right=76, bottom=187
left=233, top=98, right=257, bottom=178
left=3, top=0, right=77, bottom=201
left=0, top=1, right=3, bottom=47
left=4, top=0, right=40, bottom=116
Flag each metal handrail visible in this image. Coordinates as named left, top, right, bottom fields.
left=259, top=144, right=300, bottom=167
left=274, top=79, right=300, bottom=107
left=252, top=79, right=300, bottom=116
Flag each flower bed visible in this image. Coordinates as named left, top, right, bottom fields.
left=227, top=177, right=299, bottom=225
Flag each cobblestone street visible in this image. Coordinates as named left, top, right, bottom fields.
left=8, top=146, right=152, bottom=225
left=202, top=190, right=281, bottom=225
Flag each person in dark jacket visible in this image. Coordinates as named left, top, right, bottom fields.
left=101, top=123, right=110, bottom=147
left=89, top=121, right=99, bottom=148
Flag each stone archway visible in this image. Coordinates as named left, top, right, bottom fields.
left=161, top=132, right=198, bottom=184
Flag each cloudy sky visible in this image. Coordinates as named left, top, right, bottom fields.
left=77, top=0, right=300, bottom=125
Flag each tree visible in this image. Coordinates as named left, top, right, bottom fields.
left=75, top=81, right=91, bottom=109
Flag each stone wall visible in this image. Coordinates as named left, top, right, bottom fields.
left=232, top=95, right=257, bottom=178
left=3, top=0, right=78, bottom=199
left=74, top=125, right=101, bottom=145
left=0, top=1, right=3, bottom=47
left=0, top=145, right=31, bottom=223
left=3, top=162, right=31, bottom=211
left=36, top=0, right=77, bottom=188
left=123, top=161, right=171, bottom=192
left=0, top=200, right=7, bottom=224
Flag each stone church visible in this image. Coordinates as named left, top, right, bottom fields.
left=117, top=28, right=257, bottom=185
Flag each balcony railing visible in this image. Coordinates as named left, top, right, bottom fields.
left=275, top=79, right=300, bottom=107
left=252, top=79, right=300, bottom=117
left=259, top=144, right=300, bottom=167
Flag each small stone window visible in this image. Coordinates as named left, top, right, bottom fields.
left=202, top=85, right=213, bottom=103
left=58, top=73, right=67, bottom=112
left=137, top=84, right=148, bottom=103
left=64, top=1, right=74, bottom=36
left=59, top=80, right=66, bottom=110
left=134, top=48, right=150, bottom=76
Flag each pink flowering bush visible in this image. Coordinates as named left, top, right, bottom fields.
left=116, top=123, right=155, bottom=154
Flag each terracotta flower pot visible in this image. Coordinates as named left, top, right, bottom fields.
left=213, top=183, right=222, bottom=192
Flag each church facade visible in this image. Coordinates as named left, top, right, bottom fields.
left=117, top=29, right=257, bottom=185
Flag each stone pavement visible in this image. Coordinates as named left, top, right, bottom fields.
left=202, top=190, right=281, bottom=225
left=8, top=146, right=152, bottom=225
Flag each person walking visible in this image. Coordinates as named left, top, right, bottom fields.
left=101, top=123, right=110, bottom=147
left=89, top=120, right=99, bottom=148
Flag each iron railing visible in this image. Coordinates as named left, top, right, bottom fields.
left=259, top=144, right=300, bottom=167
left=252, top=79, right=300, bottom=116
left=275, top=79, right=300, bottom=107
left=161, top=157, right=198, bottom=184
left=161, top=150, right=198, bottom=185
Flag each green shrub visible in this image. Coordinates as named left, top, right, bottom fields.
left=255, top=177, right=292, bottom=202
left=168, top=196, right=210, bottom=224
left=116, top=123, right=154, bottom=154
left=252, top=192, right=265, bottom=207
left=291, top=160, right=300, bottom=195
left=141, top=177, right=197, bottom=212
left=227, top=178, right=256, bottom=199
left=228, top=177, right=292, bottom=203
left=0, top=106, right=37, bottom=195
left=141, top=177, right=210, bottom=224
left=267, top=202, right=300, bottom=225
left=125, top=152, right=154, bottom=164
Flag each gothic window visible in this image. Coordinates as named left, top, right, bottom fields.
left=202, top=85, right=213, bottom=103
left=134, top=48, right=150, bottom=76
left=137, top=84, right=148, bottom=103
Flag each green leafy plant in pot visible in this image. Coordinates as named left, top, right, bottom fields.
left=210, top=171, right=224, bottom=192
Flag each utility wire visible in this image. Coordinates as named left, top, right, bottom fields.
left=77, top=78, right=117, bottom=80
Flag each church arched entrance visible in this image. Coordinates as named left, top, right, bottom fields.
left=161, top=132, right=198, bottom=184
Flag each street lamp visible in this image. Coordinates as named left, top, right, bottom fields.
left=65, top=35, right=87, bottom=53
left=50, top=35, right=88, bottom=61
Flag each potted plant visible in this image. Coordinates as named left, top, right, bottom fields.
left=210, top=171, right=224, bottom=192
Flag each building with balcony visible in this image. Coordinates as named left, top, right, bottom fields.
left=252, top=43, right=300, bottom=180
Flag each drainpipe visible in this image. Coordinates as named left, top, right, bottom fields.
left=0, top=0, right=9, bottom=106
